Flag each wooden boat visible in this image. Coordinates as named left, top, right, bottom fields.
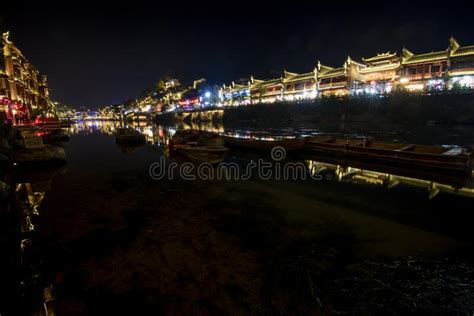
left=115, top=128, right=146, bottom=144
left=170, top=130, right=228, bottom=164
left=305, top=135, right=472, bottom=175
left=174, top=145, right=229, bottom=164
left=223, top=135, right=306, bottom=151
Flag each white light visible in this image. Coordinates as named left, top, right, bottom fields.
left=459, top=76, right=474, bottom=87
left=400, top=77, right=410, bottom=83
left=205, top=92, right=211, bottom=98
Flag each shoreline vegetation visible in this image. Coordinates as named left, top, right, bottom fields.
left=155, top=91, right=474, bottom=128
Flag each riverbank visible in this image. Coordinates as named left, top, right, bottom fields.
left=155, top=91, right=474, bottom=129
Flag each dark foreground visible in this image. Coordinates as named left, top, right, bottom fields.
left=3, top=130, right=474, bottom=315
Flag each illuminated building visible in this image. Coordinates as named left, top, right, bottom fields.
left=179, top=89, right=200, bottom=109
left=249, top=76, right=283, bottom=104
left=399, top=46, right=448, bottom=91
left=0, top=32, right=52, bottom=124
left=354, top=52, right=400, bottom=94
left=283, top=70, right=317, bottom=100
left=448, top=37, right=474, bottom=89
left=217, top=37, right=474, bottom=106
left=397, top=37, right=474, bottom=91
left=165, top=79, right=180, bottom=89
left=219, top=80, right=251, bottom=106
left=175, top=79, right=218, bottom=109
left=317, top=58, right=363, bottom=96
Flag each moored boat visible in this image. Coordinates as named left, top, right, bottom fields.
left=170, top=130, right=229, bottom=164
left=222, top=135, right=306, bottom=151
left=304, top=135, right=472, bottom=176
left=174, top=145, right=229, bottom=164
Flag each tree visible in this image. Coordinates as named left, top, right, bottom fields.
left=156, top=77, right=171, bottom=92
left=451, top=81, right=463, bottom=92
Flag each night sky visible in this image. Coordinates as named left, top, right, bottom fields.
left=2, top=1, right=473, bottom=108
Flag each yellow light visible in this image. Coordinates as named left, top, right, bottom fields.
left=400, top=77, right=410, bottom=83
left=405, top=83, right=424, bottom=91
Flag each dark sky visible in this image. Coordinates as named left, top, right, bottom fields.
left=2, top=1, right=473, bottom=108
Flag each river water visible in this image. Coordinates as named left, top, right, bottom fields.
left=7, top=120, right=474, bottom=315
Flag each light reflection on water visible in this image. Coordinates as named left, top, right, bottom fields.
left=12, top=165, right=68, bottom=315
left=63, top=120, right=474, bottom=200
left=306, top=160, right=474, bottom=200
left=67, top=119, right=474, bottom=147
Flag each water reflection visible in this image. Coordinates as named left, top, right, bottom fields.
left=67, top=120, right=119, bottom=135
left=64, top=120, right=474, bottom=200
left=67, top=120, right=308, bottom=146
left=68, top=119, right=474, bottom=147
left=13, top=165, right=67, bottom=315
left=306, top=160, right=474, bottom=199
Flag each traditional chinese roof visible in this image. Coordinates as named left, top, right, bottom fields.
left=250, top=76, right=264, bottom=85
left=237, top=77, right=251, bottom=84
left=283, top=70, right=299, bottom=79
left=220, top=84, right=232, bottom=92
left=451, top=45, right=474, bottom=57
left=232, top=82, right=249, bottom=89
left=221, top=81, right=250, bottom=93
left=347, top=56, right=365, bottom=68
left=402, top=50, right=448, bottom=65
left=449, top=69, right=474, bottom=76
left=362, top=52, right=397, bottom=63
left=2, top=31, right=13, bottom=46
left=284, top=71, right=315, bottom=83
left=259, top=78, right=282, bottom=87
left=449, top=37, right=460, bottom=51
left=358, top=62, right=400, bottom=73
left=317, top=61, right=334, bottom=74
left=251, top=77, right=281, bottom=89
left=318, top=67, right=346, bottom=79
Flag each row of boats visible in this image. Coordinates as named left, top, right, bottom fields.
left=168, top=130, right=472, bottom=178
left=113, top=127, right=473, bottom=180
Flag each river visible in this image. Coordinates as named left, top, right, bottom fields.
left=6, top=120, right=474, bottom=315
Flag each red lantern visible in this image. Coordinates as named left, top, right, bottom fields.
left=1, top=97, right=10, bottom=105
